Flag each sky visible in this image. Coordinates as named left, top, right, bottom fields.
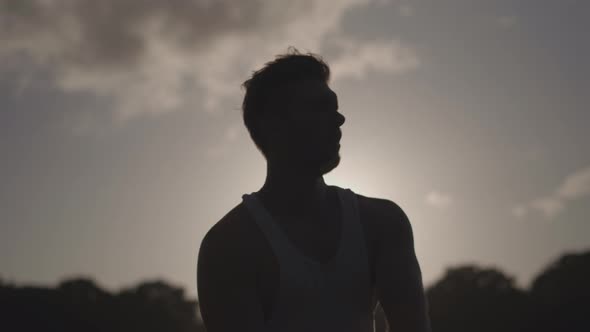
left=1, top=0, right=589, bottom=298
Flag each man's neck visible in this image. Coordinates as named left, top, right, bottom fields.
left=257, top=164, right=329, bottom=218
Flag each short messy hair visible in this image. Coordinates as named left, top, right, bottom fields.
left=241, top=47, right=331, bottom=158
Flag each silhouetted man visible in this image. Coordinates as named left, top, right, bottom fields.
left=197, top=48, right=431, bottom=332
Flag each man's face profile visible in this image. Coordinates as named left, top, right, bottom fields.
left=267, top=79, right=345, bottom=176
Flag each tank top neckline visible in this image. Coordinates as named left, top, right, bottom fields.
left=249, top=185, right=347, bottom=268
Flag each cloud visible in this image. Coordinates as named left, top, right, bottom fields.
left=398, top=4, right=414, bottom=17
left=530, top=196, right=565, bottom=219
left=497, top=15, right=517, bottom=29
left=329, top=38, right=420, bottom=81
left=513, top=166, right=590, bottom=220
left=0, top=0, right=419, bottom=127
left=425, top=190, right=453, bottom=209
left=556, top=167, right=590, bottom=199
left=511, top=205, right=527, bottom=219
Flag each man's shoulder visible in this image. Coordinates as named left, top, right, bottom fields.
left=353, top=191, right=410, bottom=236
left=200, top=202, right=257, bottom=256
left=210, top=202, right=250, bottom=232
left=354, top=191, right=404, bottom=219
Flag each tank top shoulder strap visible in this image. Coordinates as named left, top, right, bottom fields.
left=241, top=192, right=295, bottom=262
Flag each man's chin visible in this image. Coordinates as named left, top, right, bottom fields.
left=318, top=153, right=340, bottom=175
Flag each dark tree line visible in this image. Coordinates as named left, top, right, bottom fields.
left=0, top=279, right=203, bottom=332
left=417, top=250, right=588, bottom=332
left=2, top=250, right=588, bottom=332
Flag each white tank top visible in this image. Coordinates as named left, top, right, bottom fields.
left=241, top=185, right=377, bottom=332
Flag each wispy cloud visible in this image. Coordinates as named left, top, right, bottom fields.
left=425, top=190, right=454, bottom=209
left=529, top=196, right=565, bottom=219
left=398, top=4, right=414, bottom=17
left=497, top=15, right=518, bottom=29
left=512, top=166, right=590, bottom=220
left=511, top=205, right=527, bottom=219
left=329, top=38, right=420, bottom=81
left=556, top=167, right=590, bottom=199
left=0, top=0, right=419, bottom=128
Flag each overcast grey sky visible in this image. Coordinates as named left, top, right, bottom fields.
left=1, top=0, right=588, bottom=297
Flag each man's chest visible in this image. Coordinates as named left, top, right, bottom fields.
left=249, top=196, right=379, bottom=321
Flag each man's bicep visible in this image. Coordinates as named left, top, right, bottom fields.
left=197, top=227, right=265, bottom=332
left=375, top=201, right=431, bottom=332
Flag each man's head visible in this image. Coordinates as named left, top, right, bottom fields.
left=242, top=48, right=346, bottom=176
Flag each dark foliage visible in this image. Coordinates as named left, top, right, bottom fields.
left=1, top=249, right=588, bottom=332
left=0, top=278, right=205, bottom=332
left=426, top=266, right=529, bottom=332
left=528, top=251, right=590, bottom=332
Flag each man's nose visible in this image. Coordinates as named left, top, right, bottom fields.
left=336, top=112, right=346, bottom=127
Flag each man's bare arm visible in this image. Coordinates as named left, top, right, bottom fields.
left=375, top=201, right=432, bottom=332
left=197, top=223, right=266, bottom=332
